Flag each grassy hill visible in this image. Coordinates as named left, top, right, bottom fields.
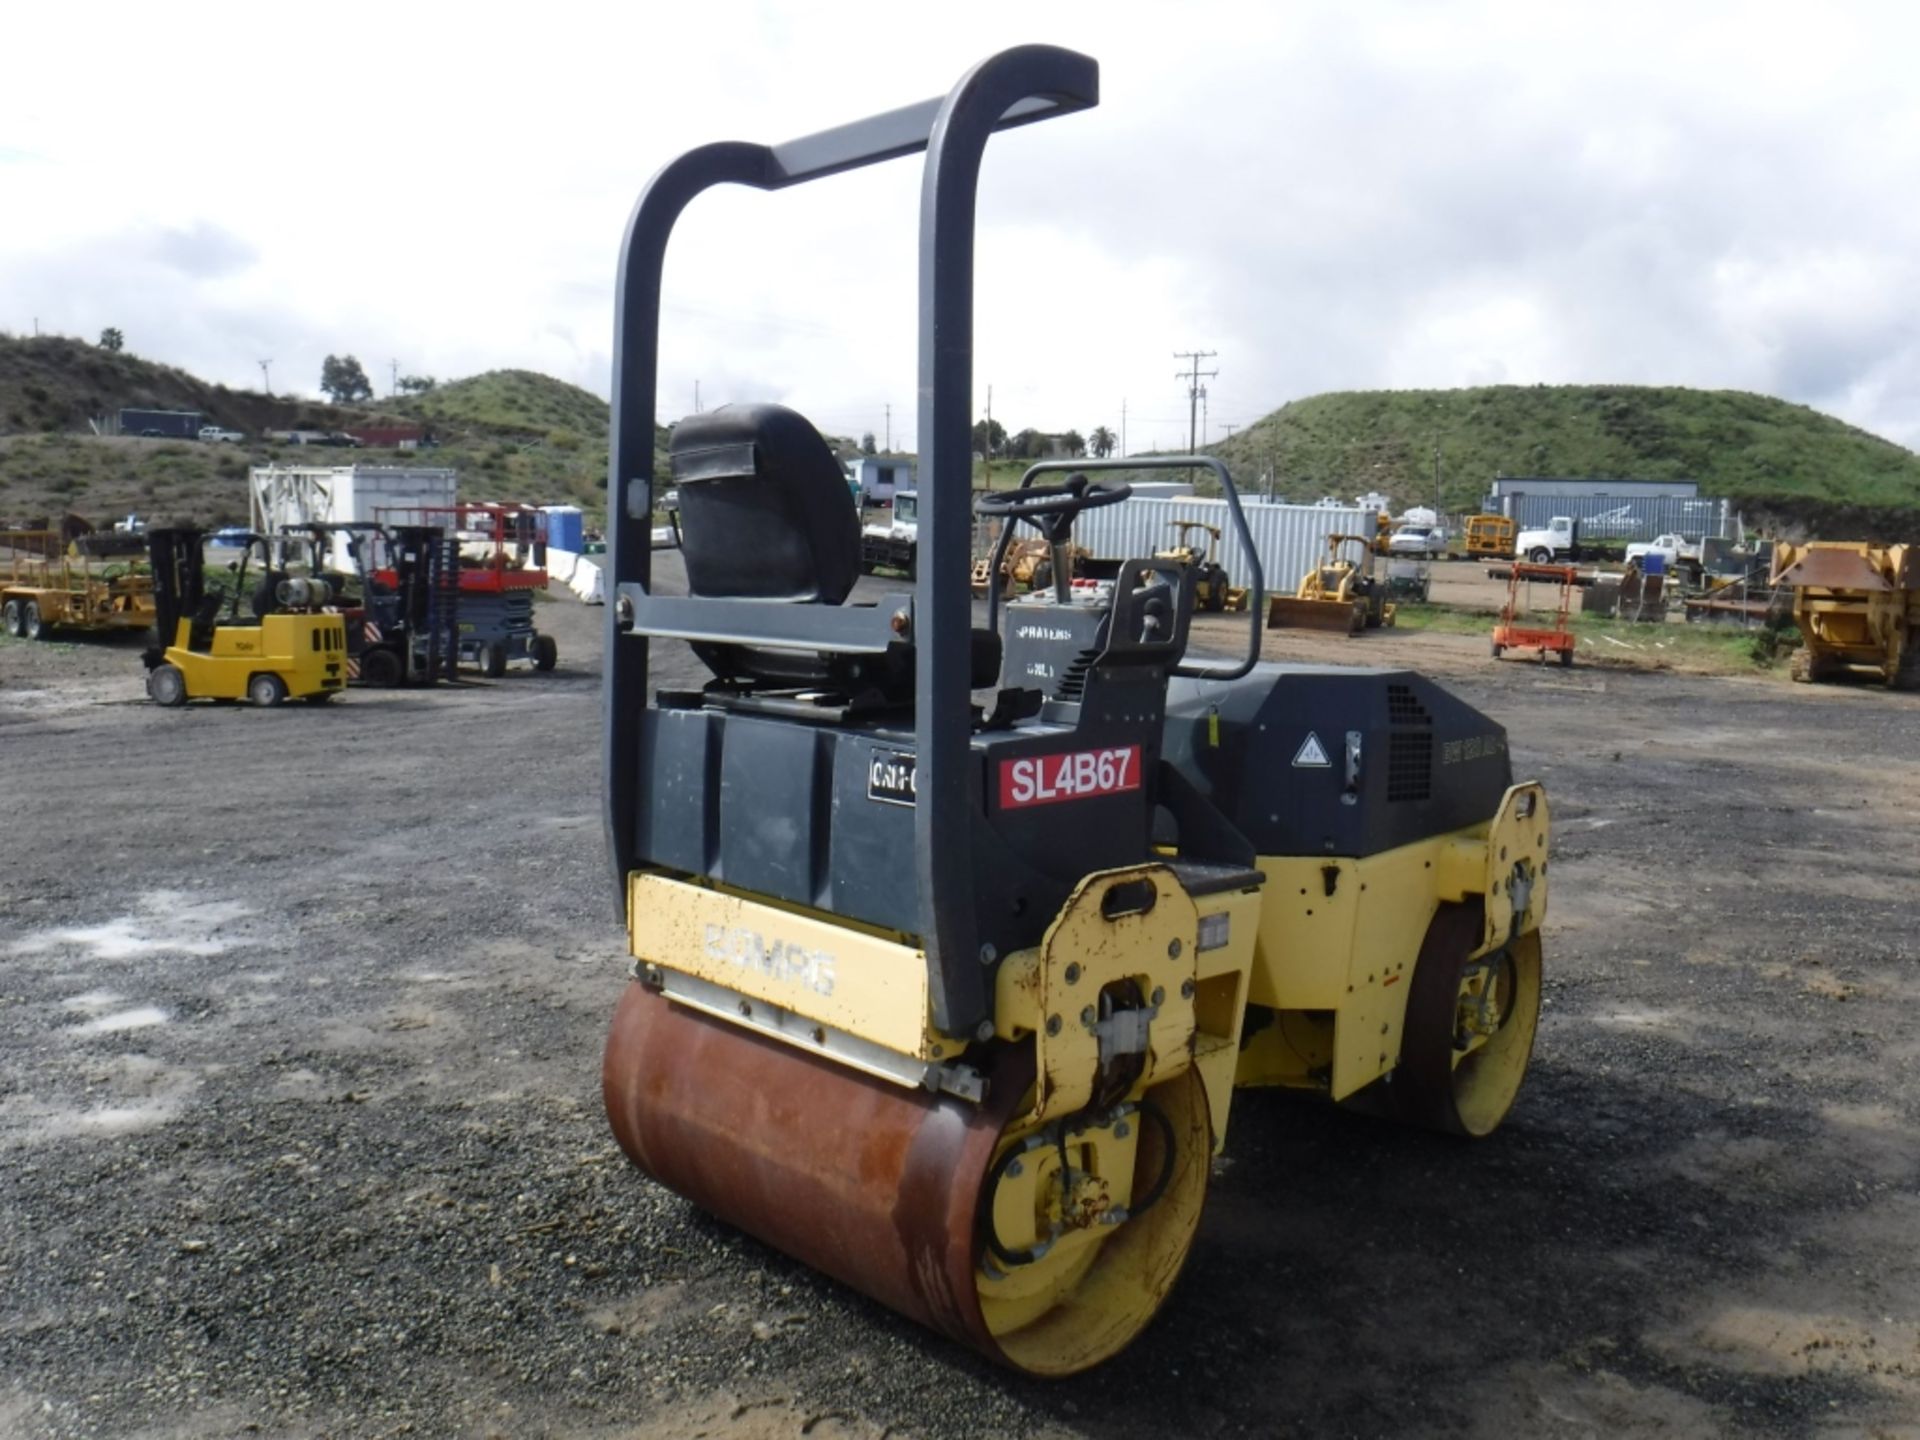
left=392, top=368, right=609, bottom=440
left=0, top=338, right=666, bottom=530
left=5, top=336, right=1917, bottom=537
left=1199, top=385, right=1920, bottom=531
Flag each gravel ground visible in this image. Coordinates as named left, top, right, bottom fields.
left=2, top=565, right=1917, bottom=1439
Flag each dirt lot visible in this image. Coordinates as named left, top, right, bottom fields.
left=2, top=561, right=1917, bottom=1439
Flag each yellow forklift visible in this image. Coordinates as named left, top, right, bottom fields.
left=142, top=528, right=346, bottom=706
left=599, top=45, right=1548, bottom=1378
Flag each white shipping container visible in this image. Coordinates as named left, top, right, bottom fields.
left=250, top=466, right=459, bottom=569
left=1069, top=495, right=1379, bottom=598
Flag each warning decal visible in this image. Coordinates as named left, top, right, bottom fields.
left=1292, top=732, right=1331, bottom=768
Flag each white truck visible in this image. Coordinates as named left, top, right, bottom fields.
left=1624, top=533, right=1704, bottom=585
left=860, top=489, right=917, bottom=575
left=1513, top=515, right=1634, bottom=564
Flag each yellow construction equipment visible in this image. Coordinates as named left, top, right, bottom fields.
left=1, top=528, right=156, bottom=641
left=1772, top=540, right=1918, bottom=689
left=1266, top=532, right=1396, bottom=635
left=973, top=536, right=1085, bottom=598
left=1154, top=521, right=1239, bottom=612
left=598, top=45, right=1550, bottom=1380
left=142, top=529, right=347, bottom=706
left=1464, top=514, right=1516, bottom=561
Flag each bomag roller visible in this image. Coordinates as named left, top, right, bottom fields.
left=600, top=46, right=1550, bottom=1377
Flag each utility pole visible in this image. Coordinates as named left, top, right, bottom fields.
left=985, top=384, right=994, bottom=471
left=390, top=358, right=399, bottom=397
left=1173, top=349, right=1217, bottom=457
left=884, top=402, right=891, bottom=452
left=1432, top=439, right=1442, bottom=518
left=259, top=359, right=273, bottom=396
left=694, top=380, right=701, bottom=414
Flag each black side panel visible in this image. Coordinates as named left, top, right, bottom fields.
left=636, top=709, right=720, bottom=875
left=1163, top=664, right=1512, bottom=858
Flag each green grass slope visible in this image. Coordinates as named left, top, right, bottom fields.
left=1204, top=385, right=1920, bottom=525
left=393, top=369, right=609, bottom=441
left=0, top=341, right=670, bottom=530
left=0, top=333, right=386, bottom=437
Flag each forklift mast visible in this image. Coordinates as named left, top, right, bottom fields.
left=144, top=528, right=205, bottom=665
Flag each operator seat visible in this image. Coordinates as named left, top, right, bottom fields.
left=672, top=402, right=1000, bottom=697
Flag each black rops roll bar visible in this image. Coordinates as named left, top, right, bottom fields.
left=983, top=456, right=1265, bottom=681
left=604, top=46, right=1100, bottom=1035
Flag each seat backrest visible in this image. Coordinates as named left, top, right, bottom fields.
left=672, top=403, right=860, bottom=604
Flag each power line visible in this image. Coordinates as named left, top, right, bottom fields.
left=1173, top=349, right=1217, bottom=457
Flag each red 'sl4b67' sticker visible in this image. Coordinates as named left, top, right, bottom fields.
left=999, top=745, right=1142, bottom=809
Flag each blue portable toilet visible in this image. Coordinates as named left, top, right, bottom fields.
left=542, top=505, right=584, bottom=553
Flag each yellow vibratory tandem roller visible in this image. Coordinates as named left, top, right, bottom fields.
left=598, top=45, right=1551, bottom=1377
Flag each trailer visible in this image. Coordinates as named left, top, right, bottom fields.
left=118, top=408, right=203, bottom=439
left=0, top=529, right=156, bottom=640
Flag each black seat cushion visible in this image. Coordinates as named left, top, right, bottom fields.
left=672, top=403, right=859, bottom=604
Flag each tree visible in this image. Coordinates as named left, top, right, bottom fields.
left=97, top=328, right=124, bottom=353
left=1062, top=430, right=1086, bottom=458
left=1010, top=427, right=1045, bottom=459
left=1089, top=425, right=1116, bottom=458
left=320, top=354, right=374, bottom=405
left=396, top=374, right=437, bottom=395
left=860, top=431, right=877, bottom=455
left=971, top=418, right=1006, bottom=457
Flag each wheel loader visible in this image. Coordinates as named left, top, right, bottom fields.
left=1155, top=520, right=1235, bottom=612
left=1266, top=532, right=1397, bottom=634
left=600, top=45, right=1550, bottom=1377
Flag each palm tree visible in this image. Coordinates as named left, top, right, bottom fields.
left=1089, top=425, right=1116, bottom=459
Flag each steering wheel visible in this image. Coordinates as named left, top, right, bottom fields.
left=975, top=473, right=1133, bottom=544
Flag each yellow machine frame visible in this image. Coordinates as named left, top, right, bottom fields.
left=154, top=615, right=348, bottom=704
left=1266, top=532, right=1396, bottom=635
left=1772, top=540, right=1919, bottom=689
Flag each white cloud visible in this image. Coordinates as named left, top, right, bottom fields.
left=2, top=0, right=1917, bottom=449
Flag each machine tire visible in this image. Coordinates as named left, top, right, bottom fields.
left=1491, top=640, right=1503, bottom=658
left=1, top=598, right=21, bottom=637
left=1558, top=646, right=1574, bottom=667
left=1527, top=547, right=1553, bottom=564
left=533, top=633, right=558, bottom=672
left=484, top=643, right=508, bottom=678
left=1386, top=901, right=1542, bottom=1138
left=23, top=601, right=48, bottom=641
left=361, top=646, right=404, bottom=687
left=147, top=663, right=188, bottom=707
left=248, top=672, right=288, bottom=707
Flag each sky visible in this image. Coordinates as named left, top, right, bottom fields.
left=3, top=0, right=1917, bottom=452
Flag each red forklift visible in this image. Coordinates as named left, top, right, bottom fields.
left=1491, top=561, right=1577, bottom=666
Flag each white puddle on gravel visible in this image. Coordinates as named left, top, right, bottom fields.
left=66, top=1006, right=169, bottom=1035
left=8, top=889, right=254, bottom=961
left=38, top=1098, right=182, bottom=1137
